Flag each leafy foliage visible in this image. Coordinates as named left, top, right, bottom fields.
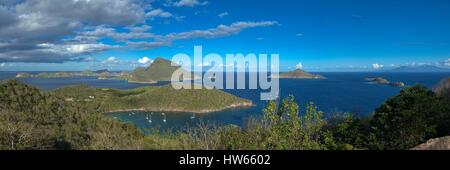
left=145, top=95, right=336, bottom=150
left=1, top=79, right=449, bottom=150
left=0, top=80, right=145, bottom=150
left=53, top=84, right=252, bottom=113
left=327, top=84, right=450, bottom=150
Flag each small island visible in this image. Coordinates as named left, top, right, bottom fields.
left=53, top=83, right=253, bottom=114
left=365, top=77, right=405, bottom=87
left=275, top=69, right=325, bottom=79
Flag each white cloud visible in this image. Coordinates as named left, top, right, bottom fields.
left=138, top=56, right=153, bottom=64
left=146, top=9, right=173, bottom=19
left=102, top=56, right=118, bottom=63
left=0, top=0, right=148, bottom=63
left=296, top=62, right=303, bottom=69
left=173, top=0, right=209, bottom=7
left=372, top=63, right=384, bottom=69
left=1, top=1, right=277, bottom=64
left=165, top=21, right=278, bottom=40
left=218, top=12, right=229, bottom=18
left=438, top=58, right=450, bottom=67
left=124, top=21, right=277, bottom=49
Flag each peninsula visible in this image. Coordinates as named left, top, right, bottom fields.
left=53, top=83, right=253, bottom=114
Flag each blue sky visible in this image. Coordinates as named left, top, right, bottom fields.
left=0, top=0, right=450, bottom=71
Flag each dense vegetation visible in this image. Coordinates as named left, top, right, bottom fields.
left=327, top=85, right=450, bottom=150
left=53, top=83, right=252, bottom=113
left=145, top=97, right=336, bottom=150
left=0, top=80, right=145, bottom=150
left=1, top=78, right=449, bottom=150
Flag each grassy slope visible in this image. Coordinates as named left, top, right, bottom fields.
left=54, top=84, right=253, bottom=113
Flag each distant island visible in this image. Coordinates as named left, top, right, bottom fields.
left=275, top=69, right=325, bottom=79
left=365, top=77, right=405, bottom=87
left=53, top=83, right=253, bottom=114
left=385, top=65, right=450, bottom=72
left=15, top=69, right=119, bottom=79
left=14, top=57, right=201, bottom=84
left=118, top=57, right=200, bottom=84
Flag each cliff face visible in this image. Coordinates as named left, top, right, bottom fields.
left=411, top=136, right=450, bottom=150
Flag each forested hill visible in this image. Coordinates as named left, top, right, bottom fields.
left=0, top=80, right=145, bottom=150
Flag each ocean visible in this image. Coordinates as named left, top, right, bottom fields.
left=1, top=71, right=448, bottom=131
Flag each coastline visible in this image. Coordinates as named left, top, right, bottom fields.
left=105, top=101, right=254, bottom=114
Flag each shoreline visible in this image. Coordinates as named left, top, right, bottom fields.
left=105, top=101, right=254, bottom=114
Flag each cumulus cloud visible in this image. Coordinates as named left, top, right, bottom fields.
left=0, top=0, right=278, bottom=63
left=122, top=21, right=278, bottom=49
left=173, top=0, right=208, bottom=7
left=146, top=9, right=173, bottom=19
left=74, top=26, right=158, bottom=43
left=165, top=21, right=278, bottom=40
left=102, top=56, right=118, bottom=64
left=438, top=58, right=450, bottom=67
left=14, top=0, right=146, bottom=26
left=0, top=0, right=147, bottom=63
left=296, top=62, right=303, bottom=69
left=218, top=12, right=229, bottom=18
left=138, top=56, right=153, bottom=64
left=372, top=63, right=384, bottom=69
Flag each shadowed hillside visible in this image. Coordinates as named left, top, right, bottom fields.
left=123, top=58, right=199, bottom=84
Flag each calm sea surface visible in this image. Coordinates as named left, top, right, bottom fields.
left=1, top=71, right=448, bottom=131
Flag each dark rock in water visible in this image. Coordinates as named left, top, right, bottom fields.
left=390, top=81, right=405, bottom=87
left=93, top=69, right=109, bottom=74
left=365, top=77, right=389, bottom=84
left=411, top=136, right=450, bottom=150
left=15, top=72, right=33, bottom=78
left=365, top=77, right=405, bottom=87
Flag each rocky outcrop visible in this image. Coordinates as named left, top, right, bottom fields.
left=433, top=78, right=450, bottom=99
left=365, top=77, right=405, bottom=87
left=411, top=136, right=450, bottom=150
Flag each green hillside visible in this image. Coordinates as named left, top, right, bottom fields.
left=0, top=80, right=144, bottom=150
left=53, top=83, right=253, bottom=113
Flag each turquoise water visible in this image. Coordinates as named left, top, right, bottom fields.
left=1, top=71, right=448, bottom=131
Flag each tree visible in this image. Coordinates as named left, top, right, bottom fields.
left=367, top=85, right=450, bottom=150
